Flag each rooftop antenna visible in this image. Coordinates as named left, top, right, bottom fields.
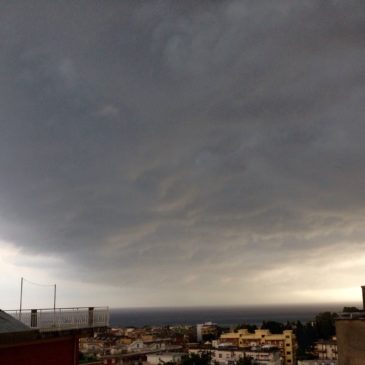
left=19, top=277, right=23, bottom=319
left=19, top=277, right=57, bottom=315
left=54, top=283, right=57, bottom=311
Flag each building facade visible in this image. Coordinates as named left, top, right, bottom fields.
left=146, top=352, right=186, bottom=365
left=189, top=346, right=281, bottom=365
left=314, top=338, right=337, bottom=361
left=197, top=322, right=220, bottom=342
left=220, top=329, right=296, bottom=365
left=336, top=286, right=365, bottom=365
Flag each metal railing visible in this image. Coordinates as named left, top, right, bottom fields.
left=6, top=306, right=109, bottom=331
left=336, top=311, right=365, bottom=319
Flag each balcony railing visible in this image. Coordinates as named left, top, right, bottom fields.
left=6, top=307, right=109, bottom=332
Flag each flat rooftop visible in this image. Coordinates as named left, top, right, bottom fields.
left=1, top=307, right=109, bottom=346
left=336, top=311, right=365, bottom=320
left=6, top=306, right=109, bottom=332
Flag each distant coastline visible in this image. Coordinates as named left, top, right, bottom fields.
left=109, top=303, right=361, bottom=328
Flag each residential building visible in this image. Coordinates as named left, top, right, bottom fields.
left=219, top=329, right=296, bottom=365
left=189, top=345, right=281, bottom=365
left=146, top=352, right=186, bottom=365
left=197, top=322, right=220, bottom=342
left=314, top=338, right=337, bottom=361
left=336, top=286, right=365, bottom=365
left=298, top=361, right=337, bottom=365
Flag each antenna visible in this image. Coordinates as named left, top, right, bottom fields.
left=19, top=277, right=57, bottom=311
left=19, top=277, right=23, bottom=319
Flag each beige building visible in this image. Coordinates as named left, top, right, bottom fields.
left=336, top=318, right=365, bottom=365
left=336, top=286, right=365, bottom=365
left=220, top=329, right=296, bottom=365
left=189, top=346, right=281, bottom=365
left=314, top=338, right=337, bottom=361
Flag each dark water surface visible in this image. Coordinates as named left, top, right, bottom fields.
left=109, top=303, right=350, bottom=328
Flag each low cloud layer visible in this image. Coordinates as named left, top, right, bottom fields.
left=1, top=1, right=365, bottom=307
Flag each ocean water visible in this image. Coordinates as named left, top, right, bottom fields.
left=109, top=303, right=349, bottom=328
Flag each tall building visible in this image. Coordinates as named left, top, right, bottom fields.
left=220, top=329, right=296, bottom=365
left=336, top=286, right=365, bottom=365
left=197, top=322, right=220, bottom=342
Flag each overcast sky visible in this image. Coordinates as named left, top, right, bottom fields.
left=1, top=1, right=365, bottom=309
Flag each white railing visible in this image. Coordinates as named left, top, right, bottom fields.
left=6, top=307, right=109, bottom=331
left=337, top=311, right=365, bottom=319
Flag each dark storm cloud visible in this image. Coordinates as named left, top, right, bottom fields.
left=1, top=1, right=365, bottom=300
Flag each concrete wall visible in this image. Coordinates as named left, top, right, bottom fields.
left=336, top=319, right=365, bottom=365
left=0, top=335, right=78, bottom=365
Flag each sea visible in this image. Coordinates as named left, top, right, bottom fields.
left=109, top=303, right=355, bottom=328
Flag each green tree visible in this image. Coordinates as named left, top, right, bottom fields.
left=181, top=352, right=211, bottom=365
left=295, top=320, right=318, bottom=359
left=235, top=356, right=254, bottom=365
left=235, top=323, right=258, bottom=333
left=261, top=321, right=284, bottom=334
left=315, top=312, right=337, bottom=340
left=343, top=306, right=361, bottom=312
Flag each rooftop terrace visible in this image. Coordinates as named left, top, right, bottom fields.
left=6, top=306, right=109, bottom=332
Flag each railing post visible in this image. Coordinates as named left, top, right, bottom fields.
left=88, top=307, right=94, bottom=327
left=30, top=309, right=38, bottom=328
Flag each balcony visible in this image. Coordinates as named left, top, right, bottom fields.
left=6, top=307, right=109, bottom=332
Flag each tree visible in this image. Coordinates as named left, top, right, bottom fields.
left=261, top=321, right=284, bottom=334
left=181, top=352, right=211, bottom=365
left=235, top=356, right=255, bottom=365
left=315, top=312, right=337, bottom=340
left=202, top=333, right=216, bottom=342
left=295, top=320, right=318, bottom=360
left=343, top=306, right=361, bottom=313
left=284, top=321, right=294, bottom=330
left=235, top=323, right=257, bottom=333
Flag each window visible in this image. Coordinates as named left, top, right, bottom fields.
left=286, top=352, right=291, bottom=355
left=286, top=343, right=290, bottom=346
left=287, top=360, right=291, bottom=363
left=219, top=354, right=222, bottom=358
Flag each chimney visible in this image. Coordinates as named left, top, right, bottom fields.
left=361, top=286, right=365, bottom=311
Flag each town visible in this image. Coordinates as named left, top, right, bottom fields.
left=5, top=286, right=365, bottom=365
left=78, top=318, right=333, bottom=365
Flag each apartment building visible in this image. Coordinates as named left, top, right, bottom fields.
left=197, top=322, right=220, bottom=342
left=220, top=329, right=296, bottom=365
left=336, top=286, right=365, bottom=365
left=189, top=345, right=281, bottom=365
left=314, top=338, right=337, bottom=361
